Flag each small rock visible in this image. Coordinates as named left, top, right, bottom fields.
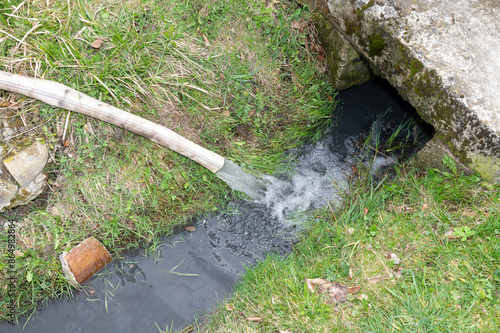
left=3, top=142, right=48, bottom=188
left=357, top=293, right=368, bottom=300
left=390, top=253, right=401, bottom=265
left=0, top=179, right=18, bottom=210
left=9, top=172, right=47, bottom=208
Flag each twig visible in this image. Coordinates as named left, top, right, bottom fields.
left=62, top=110, right=71, bottom=144
left=321, top=195, right=338, bottom=223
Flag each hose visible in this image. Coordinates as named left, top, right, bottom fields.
left=0, top=71, right=225, bottom=173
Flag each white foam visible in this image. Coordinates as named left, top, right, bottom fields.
left=258, top=140, right=352, bottom=224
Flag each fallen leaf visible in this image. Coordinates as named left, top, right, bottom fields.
left=129, top=264, right=134, bottom=268
left=202, top=34, right=210, bottom=47
left=363, top=207, right=369, bottom=216
left=226, top=303, right=234, bottom=311
left=91, top=39, right=103, bottom=49
left=367, top=274, right=390, bottom=284
left=421, top=203, right=428, bottom=211
left=347, top=285, right=361, bottom=294
left=185, top=226, right=196, bottom=232
left=306, top=278, right=359, bottom=303
left=290, top=19, right=306, bottom=31
left=247, top=317, right=264, bottom=322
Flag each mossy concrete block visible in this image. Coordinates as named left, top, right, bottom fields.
left=411, top=137, right=472, bottom=174
left=302, top=0, right=500, bottom=182
left=312, top=12, right=373, bottom=90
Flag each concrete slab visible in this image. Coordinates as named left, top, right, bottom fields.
left=304, top=0, right=500, bottom=182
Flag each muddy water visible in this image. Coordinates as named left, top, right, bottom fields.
left=0, top=79, right=432, bottom=333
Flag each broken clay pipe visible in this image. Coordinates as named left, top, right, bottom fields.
left=59, top=237, right=112, bottom=286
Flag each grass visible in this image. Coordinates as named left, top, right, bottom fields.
left=0, top=0, right=337, bottom=322
left=198, top=158, right=500, bottom=332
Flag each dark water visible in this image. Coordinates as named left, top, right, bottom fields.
left=0, top=78, right=432, bottom=333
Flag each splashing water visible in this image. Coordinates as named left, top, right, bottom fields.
left=258, top=139, right=353, bottom=223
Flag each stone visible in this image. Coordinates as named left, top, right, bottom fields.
left=3, top=142, right=48, bottom=188
left=302, top=0, right=500, bottom=182
left=8, top=172, right=47, bottom=208
left=0, top=178, right=18, bottom=211
left=411, top=137, right=472, bottom=174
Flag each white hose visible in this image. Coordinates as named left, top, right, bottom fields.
left=0, top=71, right=225, bottom=173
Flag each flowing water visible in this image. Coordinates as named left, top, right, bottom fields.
left=0, top=79, right=433, bottom=333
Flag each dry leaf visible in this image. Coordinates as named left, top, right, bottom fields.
left=91, top=39, right=103, bottom=49
left=202, top=34, right=210, bottom=47
left=306, top=278, right=360, bottom=303
left=363, top=207, right=369, bottom=216
left=347, top=285, right=361, bottom=294
left=185, top=226, right=196, bottom=232
left=367, top=274, right=390, bottom=284
left=421, top=203, right=428, bottom=211
left=247, top=317, right=264, bottom=322
left=226, top=303, right=235, bottom=311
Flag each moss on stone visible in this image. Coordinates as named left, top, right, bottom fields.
left=368, top=32, right=386, bottom=56
left=344, top=18, right=360, bottom=37
left=470, top=154, right=500, bottom=183
left=361, top=0, right=375, bottom=11
left=410, top=58, right=424, bottom=77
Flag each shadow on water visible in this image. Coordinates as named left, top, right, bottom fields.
left=0, top=78, right=433, bottom=333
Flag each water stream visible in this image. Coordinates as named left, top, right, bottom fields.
left=0, top=79, right=432, bottom=333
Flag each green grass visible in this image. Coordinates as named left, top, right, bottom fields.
left=0, top=0, right=337, bottom=322
left=3, top=1, right=497, bottom=331
left=198, top=159, right=500, bottom=332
